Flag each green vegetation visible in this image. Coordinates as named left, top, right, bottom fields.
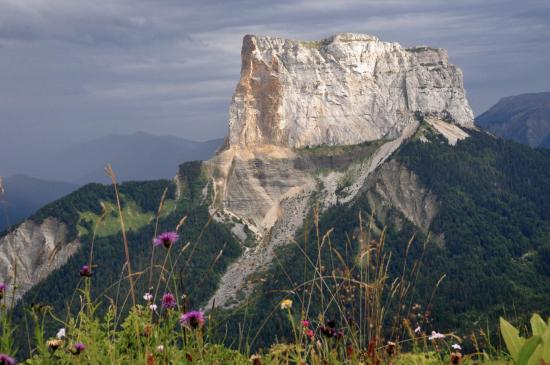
left=500, top=314, right=550, bottom=365
left=77, top=199, right=176, bottom=237
left=6, top=162, right=242, bottom=360
left=398, top=130, right=550, bottom=329
left=0, top=203, right=521, bottom=364
left=2, top=131, right=550, bottom=363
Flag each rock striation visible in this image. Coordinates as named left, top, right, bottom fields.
left=204, top=33, right=475, bottom=308
left=226, top=32, right=474, bottom=150
left=0, top=218, right=80, bottom=305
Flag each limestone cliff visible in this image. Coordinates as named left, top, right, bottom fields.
left=226, top=33, right=473, bottom=149
left=204, top=33, right=475, bottom=308
left=0, top=218, right=79, bottom=305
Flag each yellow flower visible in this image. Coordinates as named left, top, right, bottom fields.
left=280, top=299, right=293, bottom=310
left=47, top=339, right=63, bottom=351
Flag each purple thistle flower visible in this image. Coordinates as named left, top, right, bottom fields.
left=180, top=310, right=205, bottom=329
left=153, top=231, right=179, bottom=249
left=73, top=342, right=85, bottom=355
left=161, top=292, right=176, bottom=309
left=79, top=265, right=92, bottom=277
left=0, top=283, right=5, bottom=300
left=0, top=354, right=16, bottom=365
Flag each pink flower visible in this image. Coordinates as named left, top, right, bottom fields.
left=0, top=354, right=16, bottom=365
left=72, top=342, right=85, bottom=355
left=301, top=320, right=310, bottom=327
left=153, top=232, right=179, bottom=249
left=180, top=311, right=206, bottom=329
left=429, top=331, right=445, bottom=340
left=161, top=292, right=176, bottom=309
left=305, top=329, right=314, bottom=339
left=79, top=265, right=92, bottom=277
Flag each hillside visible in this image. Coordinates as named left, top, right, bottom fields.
left=476, top=92, right=550, bottom=148
left=7, top=125, right=550, bottom=353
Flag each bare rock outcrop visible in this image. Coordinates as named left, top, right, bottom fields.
left=203, top=33, right=475, bottom=308
left=0, top=218, right=80, bottom=305
left=226, top=33, right=474, bottom=149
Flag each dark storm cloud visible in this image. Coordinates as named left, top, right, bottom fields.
left=1, top=0, right=549, bottom=175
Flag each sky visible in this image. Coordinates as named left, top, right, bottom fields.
left=1, top=0, right=549, bottom=164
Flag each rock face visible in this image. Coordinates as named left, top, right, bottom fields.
left=476, top=92, right=550, bottom=148
left=226, top=33, right=474, bottom=150
left=365, top=160, right=438, bottom=233
left=0, top=218, right=80, bottom=305
left=204, top=33, right=475, bottom=308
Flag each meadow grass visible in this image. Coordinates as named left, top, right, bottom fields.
left=0, top=167, right=538, bottom=364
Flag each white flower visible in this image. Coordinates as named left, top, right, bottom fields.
left=156, top=345, right=164, bottom=353
left=143, top=293, right=153, bottom=301
left=149, top=304, right=158, bottom=311
left=56, top=328, right=66, bottom=339
left=429, top=331, right=445, bottom=340
left=452, top=343, right=462, bottom=350
left=414, top=326, right=421, bottom=334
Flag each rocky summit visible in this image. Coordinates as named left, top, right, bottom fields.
left=226, top=33, right=474, bottom=149
left=201, top=33, right=475, bottom=308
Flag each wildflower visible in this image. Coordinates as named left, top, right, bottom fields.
left=149, top=304, right=158, bottom=311
left=386, top=341, right=396, bottom=356
left=143, top=324, right=153, bottom=337
left=451, top=351, right=463, bottom=365
left=143, top=292, right=153, bottom=301
left=79, top=265, right=92, bottom=277
left=280, top=299, right=292, bottom=310
left=156, top=345, right=164, bottom=353
left=0, top=283, right=5, bottom=300
left=301, top=320, right=310, bottom=327
left=47, top=339, right=63, bottom=351
left=72, top=342, right=85, bottom=355
left=56, top=328, right=66, bottom=339
left=428, top=331, right=445, bottom=340
left=305, top=329, right=314, bottom=339
left=180, top=310, right=205, bottom=329
left=346, top=344, right=354, bottom=358
left=250, top=354, right=262, bottom=365
left=414, top=326, right=421, bottom=334
left=0, top=354, right=16, bottom=365
left=161, top=292, right=176, bottom=309
left=153, top=232, right=179, bottom=249
left=452, top=343, right=462, bottom=350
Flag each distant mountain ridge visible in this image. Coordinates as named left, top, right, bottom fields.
left=1, top=132, right=223, bottom=184
left=0, top=175, right=77, bottom=231
left=476, top=92, right=550, bottom=148
left=0, top=133, right=223, bottom=230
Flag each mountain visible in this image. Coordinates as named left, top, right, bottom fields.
left=2, top=33, right=550, bottom=350
left=0, top=175, right=78, bottom=231
left=1, top=132, right=223, bottom=184
left=476, top=92, right=550, bottom=148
